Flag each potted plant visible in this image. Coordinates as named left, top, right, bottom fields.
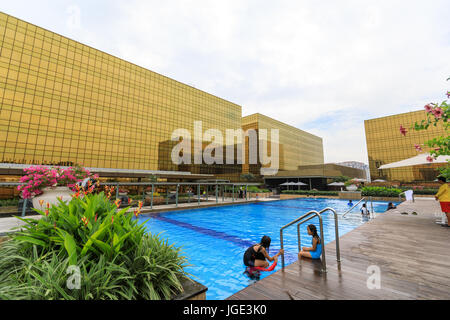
left=344, top=179, right=361, bottom=191
left=17, top=165, right=97, bottom=211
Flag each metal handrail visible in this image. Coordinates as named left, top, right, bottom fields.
left=399, top=190, right=415, bottom=203
left=313, top=207, right=340, bottom=262
left=280, top=210, right=327, bottom=272
left=342, top=197, right=366, bottom=218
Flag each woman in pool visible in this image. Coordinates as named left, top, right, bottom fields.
left=298, top=224, right=322, bottom=260
left=243, top=235, right=284, bottom=268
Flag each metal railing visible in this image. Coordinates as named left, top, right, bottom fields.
left=1, top=181, right=261, bottom=217
left=298, top=207, right=341, bottom=262
left=399, top=191, right=415, bottom=203
left=342, top=197, right=374, bottom=218
left=280, top=210, right=327, bottom=272
left=279, top=206, right=343, bottom=273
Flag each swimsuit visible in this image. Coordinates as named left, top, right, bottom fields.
left=309, top=243, right=322, bottom=259
left=243, top=245, right=266, bottom=267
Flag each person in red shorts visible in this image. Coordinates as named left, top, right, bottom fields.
left=435, top=176, right=450, bottom=227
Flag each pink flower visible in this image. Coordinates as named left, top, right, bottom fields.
left=414, top=144, right=422, bottom=152
left=447, top=91, right=450, bottom=99
left=432, top=107, right=444, bottom=119
left=426, top=156, right=434, bottom=163
left=399, top=125, right=407, bottom=136
left=424, top=104, right=433, bottom=113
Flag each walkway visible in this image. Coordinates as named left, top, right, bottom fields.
left=227, top=198, right=450, bottom=300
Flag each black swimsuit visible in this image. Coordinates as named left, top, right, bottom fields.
left=243, top=245, right=266, bottom=267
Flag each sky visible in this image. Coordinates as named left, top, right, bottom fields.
left=1, top=0, right=449, bottom=164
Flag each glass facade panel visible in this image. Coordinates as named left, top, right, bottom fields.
left=0, top=12, right=242, bottom=178
left=242, top=113, right=324, bottom=175
left=365, top=110, right=447, bottom=182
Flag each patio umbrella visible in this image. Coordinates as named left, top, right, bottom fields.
left=373, top=179, right=386, bottom=182
left=378, top=153, right=450, bottom=169
left=292, top=181, right=306, bottom=190
left=352, top=178, right=367, bottom=182
left=327, top=182, right=345, bottom=186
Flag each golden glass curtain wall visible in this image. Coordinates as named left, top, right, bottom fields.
left=0, top=12, right=324, bottom=180
left=365, top=110, right=447, bottom=182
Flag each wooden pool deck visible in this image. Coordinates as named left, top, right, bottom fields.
left=227, top=198, right=450, bottom=300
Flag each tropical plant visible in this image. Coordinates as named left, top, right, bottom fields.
left=0, top=191, right=189, bottom=300
left=246, top=186, right=270, bottom=193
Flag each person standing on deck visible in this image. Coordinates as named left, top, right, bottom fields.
left=435, top=176, right=450, bottom=227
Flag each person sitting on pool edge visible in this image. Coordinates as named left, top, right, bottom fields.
left=387, top=202, right=397, bottom=211
left=298, top=224, right=322, bottom=260
left=243, top=235, right=284, bottom=268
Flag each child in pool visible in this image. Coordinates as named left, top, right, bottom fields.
left=298, top=224, right=322, bottom=260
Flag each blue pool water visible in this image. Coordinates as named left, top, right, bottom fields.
left=139, top=198, right=397, bottom=300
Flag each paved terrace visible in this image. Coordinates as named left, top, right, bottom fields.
left=227, top=198, right=450, bottom=300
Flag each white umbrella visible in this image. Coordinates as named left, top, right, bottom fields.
left=293, top=182, right=307, bottom=186
left=327, top=182, right=345, bottom=186
left=378, top=153, right=450, bottom=169
left=373, top=179, right=386, bottom=182
left=280, top=182, right=290, bottom=186
left=352, top=178, right=367, bottom=182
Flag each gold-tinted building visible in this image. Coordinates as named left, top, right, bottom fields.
left=0, top=12, right=326, bottom=183
left=0, top=12, right=242, bottom=177
left=365, top=110, right=447, bottom=182
left=242, top=113, right=324, bottom=175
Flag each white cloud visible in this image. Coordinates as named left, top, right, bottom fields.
left=2, top=0, right=449, bottom=164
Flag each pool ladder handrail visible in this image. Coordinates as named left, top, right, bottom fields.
left=280, top=207, right=341, bottom=273
left=280, top=210, right=324, bottom=272
left=342, top=197, right=374, bottom=218
left=296, top=207, right=341, bottom=264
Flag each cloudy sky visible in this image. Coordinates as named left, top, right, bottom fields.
left=2, top=1, right=449, bottom=164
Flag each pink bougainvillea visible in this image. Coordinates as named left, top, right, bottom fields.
left=17, top=165, right=98, bottom=199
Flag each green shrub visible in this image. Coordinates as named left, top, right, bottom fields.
left=0, top=192, right=189, bottom=300
left=247, top=186, right=270, bottom=193
left=361, top=186, right=402, bottom=197
left=281, top=190, right=339, bottom=196
left=398, top=187, right=438, bottom=195
left=0, top=199, right=20, bottom=207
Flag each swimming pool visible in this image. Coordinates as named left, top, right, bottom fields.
left=139, top=198, right=397, bottom=300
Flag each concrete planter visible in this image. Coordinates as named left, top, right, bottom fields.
left=172, top=277, right=208, bottom=300
left=32, top=186, right=72, bottom=211
left=338, top=191, right=362, bottom=200
left=280, top=194, right=339, bottom=200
